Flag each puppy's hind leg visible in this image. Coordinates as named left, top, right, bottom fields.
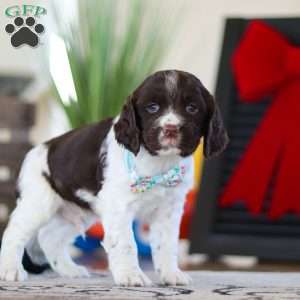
left=0, top=145, right=61, bottom=281
left=0, top=195, right=60, bottom=281
left=38, top=215, right=90, bottom=278
left=26, top=235, right=48, bottom=266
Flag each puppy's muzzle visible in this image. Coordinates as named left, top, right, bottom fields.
left=162, top=124, right=179, bottom=139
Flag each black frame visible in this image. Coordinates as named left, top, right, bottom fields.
left=190, top=17, right=300, bottom=260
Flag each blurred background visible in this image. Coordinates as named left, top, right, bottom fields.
left=1, top=0, right=300, bottom=274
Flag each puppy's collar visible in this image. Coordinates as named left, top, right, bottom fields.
left=124, top=149, right=186, bottom=193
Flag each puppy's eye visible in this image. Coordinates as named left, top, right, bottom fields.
left=145, top=103, right=160, bottom=113
left=186, top=104, right=198, bottom=114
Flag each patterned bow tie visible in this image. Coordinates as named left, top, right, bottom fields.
left=124, top=149, right=186, bottom=193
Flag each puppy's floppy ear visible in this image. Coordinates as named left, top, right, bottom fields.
left=114, top=95, right=140, bottom=155
left=202, top=86, right=229, bottom=158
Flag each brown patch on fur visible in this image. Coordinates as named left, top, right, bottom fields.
left=45, top=118, right=113, bottom=209
left=114, top=96, right=140, bottom=155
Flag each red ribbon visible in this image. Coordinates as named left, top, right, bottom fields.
left=220, top=21, right=300, bottom=219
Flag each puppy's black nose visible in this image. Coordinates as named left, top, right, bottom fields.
left=163, top=124, right=179, bottom=138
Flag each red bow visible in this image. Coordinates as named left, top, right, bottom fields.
left=220, top=21, right=300, bottom=219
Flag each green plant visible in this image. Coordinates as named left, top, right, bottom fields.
left=50, top=0, right=177, bottom=128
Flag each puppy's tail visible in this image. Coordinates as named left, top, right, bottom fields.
left=23, top=236, right=50, bottom=274
left=23, top=250, right=50, bottom=274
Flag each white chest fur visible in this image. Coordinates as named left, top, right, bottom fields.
left=92, top=128, right=194, bottom=221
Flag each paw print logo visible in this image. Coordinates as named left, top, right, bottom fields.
left=5, top=17, right=44, bottom=48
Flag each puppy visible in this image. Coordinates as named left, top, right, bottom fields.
left=0, top=70, right=228, bottom=286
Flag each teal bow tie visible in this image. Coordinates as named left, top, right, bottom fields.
left=124, top=149, right=186, bottom=193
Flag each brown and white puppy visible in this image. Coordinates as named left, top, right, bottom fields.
left=0, top=70, right=228, bottom=286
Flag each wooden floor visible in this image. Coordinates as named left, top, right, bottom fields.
left=1, top=270, right=300, bottom=299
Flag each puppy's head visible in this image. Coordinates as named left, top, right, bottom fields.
left=114, top=70, right=229, bottom=158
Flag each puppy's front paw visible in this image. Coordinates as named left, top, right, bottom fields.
left=160, top=269, right=192, bottom=286
left=0, top=264, right=28, bottom=281
left=113, top=269, right=152, bottom=287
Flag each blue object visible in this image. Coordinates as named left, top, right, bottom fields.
left=74, top=223, right=151, bottom=257
left=74, top=235, right=101, bottom=252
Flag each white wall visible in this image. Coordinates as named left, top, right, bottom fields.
left=160, top=0, right=300, bottom=92
left=0, top=0, right=299, bottom=142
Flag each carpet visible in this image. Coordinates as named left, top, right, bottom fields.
left=0, top=271, right=300, bottom=299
